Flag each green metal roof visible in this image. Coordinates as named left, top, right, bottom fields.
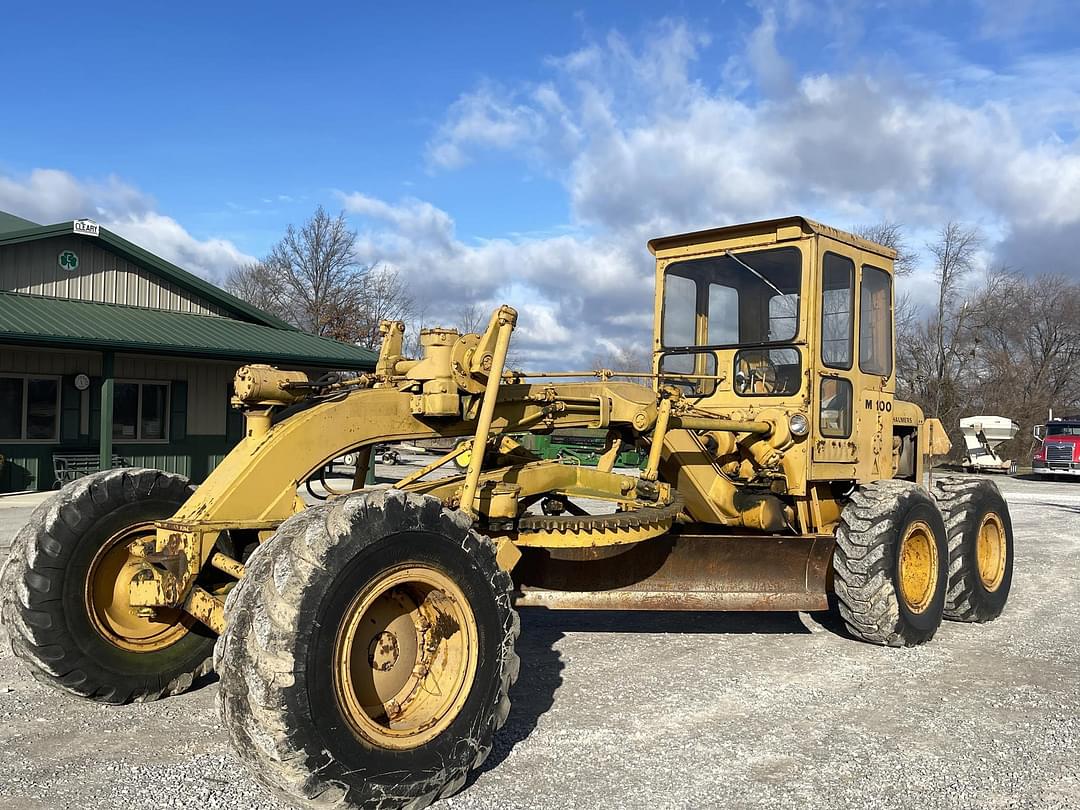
left=0, top=218, right=295, bottom=330
left=0, top=211, right=38, bottom=234
left=0, top=291, right=376, bottom=368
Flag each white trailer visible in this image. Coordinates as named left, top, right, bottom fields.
left=960, top=415, right=1019, bottom=473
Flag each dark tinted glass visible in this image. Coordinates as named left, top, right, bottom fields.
left=25, top=378, right=58, bottom=439
left=0, top=378, right=23, bottom=439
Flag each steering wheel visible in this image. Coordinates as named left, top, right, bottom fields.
left=735, top=355, right=779, bottom=395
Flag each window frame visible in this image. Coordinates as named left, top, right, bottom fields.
left=858, top=264, right=894, bottom=377
left=112, top=379, right=171, bottom=444
left=657, top=349, right=719, bottom=397
left=820, top=251, right=855, bottom=371
left=733, top=347, right=803, bottom=399
left=0, top=374, right=61, bottom=443
left=661, top=246, right=804, bottom=351
left=819, top=376, right=854, bottom=439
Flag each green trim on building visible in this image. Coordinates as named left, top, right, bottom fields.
left=0, top=291, right=377, bottom=368
left=0, top=435, right=234, bottom=492
left=0, top=219, right=294, bottom=329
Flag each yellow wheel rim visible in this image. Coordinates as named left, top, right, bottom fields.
left=976, top=513, right=1007, bottom=592
left=85, top=523, right=193, bottom=652
left=898, top=520, right=938, bottom=614
left=333, top=565, right=478, bottom=750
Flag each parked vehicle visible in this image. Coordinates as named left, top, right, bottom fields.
left=960, top=416, right=1018, bottom=473
left=1033, top=416, right=1080, bottom=478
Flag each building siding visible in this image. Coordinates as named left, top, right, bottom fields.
left=0, top=236, right=228, bottom=316
left=0, top=348, right=239, bottom=437
left=0, top=344, right=102, bottom=375
left=115, top=353, right=236, bottom=435
left=0, top=346, right=242, bottom=491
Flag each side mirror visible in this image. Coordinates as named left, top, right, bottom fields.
left=1033, top=425, right=1045, bottom=441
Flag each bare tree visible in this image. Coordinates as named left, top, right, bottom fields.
left=927, top=222, right=981, bottom=420
left=963, top=270, right=1080, bottom=459
left=264, top=206, right=367, bottom=338
left=226, top=207, right=417, bottom=349
left=224, top=262, right=289, bottom=320
left=854, top=220, right=917, bottom=276
left=455, top=303, right=487, bottom=335
left=354, top=266, right=416, bottom=351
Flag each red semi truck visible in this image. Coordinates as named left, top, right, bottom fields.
left=1033, top=416, right=1080, bottom=478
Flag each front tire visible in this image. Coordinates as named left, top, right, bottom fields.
left=832, top=481, right=949, bottom=647
left=216, top=489, right=519, bottom=810
left=0, top=468, right=214, bottom=703
left=932, top=477, right=1013, bottom=622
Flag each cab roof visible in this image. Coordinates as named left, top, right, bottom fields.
left=647, top=215, right=898, bottom=261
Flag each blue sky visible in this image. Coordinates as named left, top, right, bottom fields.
left=2, top=1, right=1080, bottom=363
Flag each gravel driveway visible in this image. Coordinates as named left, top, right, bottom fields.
left=1, top=473, right=1077, bottom=809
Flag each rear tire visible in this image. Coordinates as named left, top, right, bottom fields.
left=216, top=489, right=519, bottom=810
left=0, top=468, right=214, bottom=703
left=832, top=481, right=949, bottom=647
left=932, top=477, right=1013, bottom=622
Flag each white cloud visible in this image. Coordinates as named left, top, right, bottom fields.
left=342, top=192, right=651, bottom=366
left=746, top=7, right=794, bottom=96
left=349, top=14, right=1080, bottom=365
left=0, top=168, right=255, bottom=281
left=10, top=10, right=1080, bottom=367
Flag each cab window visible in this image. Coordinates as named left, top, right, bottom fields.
left=821, top=253, right=854, bottom=370
left=859, top=265, right=893, bottom=376
left=661, top=247, right=801, bottom=348
left=820, top=377, right=853, bottom=438
left=662, top=274, right=697, bottom=348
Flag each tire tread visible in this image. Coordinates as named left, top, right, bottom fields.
left=216, top=489, right=519, bottom=810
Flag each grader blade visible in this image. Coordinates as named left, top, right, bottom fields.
left=513, top=534, right=834, bottom=612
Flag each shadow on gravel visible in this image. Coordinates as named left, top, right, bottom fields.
left=474, top=605, right=834, bottom=780
left=1026, top=501, right=1080, bottom=514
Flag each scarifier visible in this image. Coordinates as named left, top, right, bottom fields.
left=1, top=216, right=1014, bottom=809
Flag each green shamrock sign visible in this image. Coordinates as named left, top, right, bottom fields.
left=58, top=250, right=79, bottom=271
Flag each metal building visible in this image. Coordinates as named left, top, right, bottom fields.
left=0, top=212, right=375, bottom=493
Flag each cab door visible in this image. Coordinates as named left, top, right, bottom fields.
left=813, top=248, right=859, bottom=465
left=855, top=257, right=896, bottom=480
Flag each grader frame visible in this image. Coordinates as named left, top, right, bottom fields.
left=122, top=216, right=949, bottom=634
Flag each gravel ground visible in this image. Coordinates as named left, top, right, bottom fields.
left=0, top=471, right=1078, bottom=809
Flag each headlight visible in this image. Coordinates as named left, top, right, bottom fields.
left=789, top=413, right=809, bottom=437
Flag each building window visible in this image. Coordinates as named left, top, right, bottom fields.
left=113, top=381, right=170, bottom=442
left=0, top=375, right=60, bottom=442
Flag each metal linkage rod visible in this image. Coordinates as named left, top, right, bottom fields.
left=506, top=369, right=725, bottom=381
left=460, top=307, right=518, bottom=517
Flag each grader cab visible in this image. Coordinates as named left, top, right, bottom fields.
left=1, top=217, right=1011, bottom=809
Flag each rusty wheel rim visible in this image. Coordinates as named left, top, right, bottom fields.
left=976, top=513, right=1007, bottom=592
left=333, top=565, right=478, bottom=750
left=84, top=522, right=193, bottom=652
left=898, top=520, right=938, bottom=614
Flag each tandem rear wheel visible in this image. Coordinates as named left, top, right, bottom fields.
left=216, top=489, right=519, bottom=810
left=932, top=477, right=1014, bottom=622
left=831, top=477, right=1013, bottom=647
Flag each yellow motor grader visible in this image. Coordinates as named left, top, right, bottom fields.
left=1, top=217, right=1012, bottom=809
